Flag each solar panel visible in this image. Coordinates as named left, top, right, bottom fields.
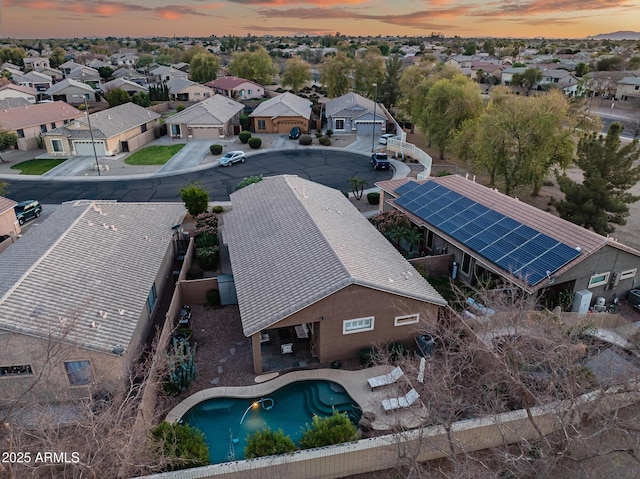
left=395, top=181, right=421, bottom=196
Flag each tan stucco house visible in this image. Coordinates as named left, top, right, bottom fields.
left=166, top=78, right=214, bottom=103
left=0, top=84, right=37, bottom=104
left=42, top=102, right=161, bottom=157
left=205, top=76, right=264, bottom=100
left=223, top=175, right=447, bottom=374
left=0, top=196, right=20, bottom=251
left=0, top=200, right=186, bottom=406
left=249, top=92, right=311, bottom=134
left=165, top=95, right=244, bottom=139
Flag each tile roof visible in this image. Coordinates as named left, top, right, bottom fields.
left=0, top=101, right=83, bottom=130
left=0, top=201, right=186, bottom=354
left=82, top=102, right=160, bottom=139
left=224, top=175, right=446, bottom=337
left=325, top=92, right=383, bottom=119
left=249, top=92, right=312, bottom=119
left=46, top=78, right=95, bottom=95
left=165, top=95, right=244, bottom=125
left=100, top=78, right=148, bottom=93
left=0, top=97, right=31, bottom=109
left=165, top=78, right=213, bottom=94
left=0, top=84, right=37, bottom=96
left=206, top=76, right=261, bottom=90
left=0, top=196, right=17, bottom=215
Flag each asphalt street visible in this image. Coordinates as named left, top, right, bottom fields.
left=2, top=149, right=394, bottom=204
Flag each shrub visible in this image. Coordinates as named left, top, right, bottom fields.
left=206, top=288, right=221, bottom=307
left=176, top=105, right=185, bottom=112
left=315, top=132, right=323, bottom=138
left=299, top=134, right=313, bottom=146
left=436, top=170, right=452, bottom=177
left=236, top=174, right=264, bottom=191
left=238, top=130, right=252, bottom=144
left=318, top=136, right=331, bottom=146
left=359, top=347, right=379, bottom=366
left=367, top=192, right=380, bottom=205
left=245, top=427, right=297, bottom=459
left=209, top=144, right=223, bottom=155
left=151, top=421, right=209, bottom=470
left=174, top=327, right=193, bottom=342
left=186, top=266, right=203, bottom=280
left=196, top=246, right=219, bottom=271
left=325, top=129, right=333, bottom=137
left=299, top=410, right=357, bottom=449
left=388, top=341, right=409, bottom=361
left=248, top=137, right=262, bottom=149
left=195, top=232, right=218, bottom=248
left=239, top=114, right=250, bottom=130
left=211, top=205, right=224, bottom=214
left=195, top=212, right=218, bottom=230
left=180, top=183, right=209, bottom=217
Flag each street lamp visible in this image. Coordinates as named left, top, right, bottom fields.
left=371, top=82, right=378, bottom=153
left=73, top=94, right=101, bottom=176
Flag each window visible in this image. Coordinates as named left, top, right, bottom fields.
left=51, top=139, right=63, bottom=152
left=588, top=272, right=610, bottom=288
left=51, top=122, right=56, bottom=129
left=394, top=314, right=419, bottom=326
left=461, top=252, right=472, bottom=276
left=170, top=124, right=181, bottom=137
left=343, top=316, right=374, bottom=334
left=335, top=119, right=345, bottom=130
left=257, top=119, right=266, bottom=130
left=141, top=123, right=147, bottom=133
left=17, top=129, right=25, bottom=138
left=0, top=365, right=33, bottom=377
left=64, top=361, right=93, bottom=386
left=619, top=269, right=637, bottom=281
left=247, top=89, right=252, bottom=95
left=40, top=123, right=47, bottom=133
left=426, top=229, right=434, bottom=250
left=147, top=283, right=157, bottom=312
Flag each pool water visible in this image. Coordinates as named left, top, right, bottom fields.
left=181, top=380, right=362, bottom=464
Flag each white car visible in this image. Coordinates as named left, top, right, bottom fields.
left=218, top=150, right=246, bottom=166
left=378, top=133, right=396, bottom=145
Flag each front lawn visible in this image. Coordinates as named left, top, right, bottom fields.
left=124, top=144, right=185, bottom=166
left=10, top=159, right=66, bottom=175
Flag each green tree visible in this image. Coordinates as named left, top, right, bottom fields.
left=151, top=421, right=209, bottom=471
left=596, top=55, right=625, bottom=71
left=98, top=66, right=113, bottom=80
left=137, top=54, right=155, bottom=70
left=181, top=45, right=209, bottom=64
left=320, top=51, right=354, bottom=98
left=244, top=427, right=297, bottom=459
left=106, top=88, right=130, bottom=107
left=180, top=183, right=209, bottom=217
left=511, top=67, right=542, bottom=96
left=348, top=176, right=368, bottom=200
left=422, top=75, right=483, bottom=160
left=189, top=53, right=220, bottom=83
left=49, top=47, right=65, bottom=68
left=574, top=62, right=590, bottom=77
left=354, top=48, right=385, bottom=98
left=227, top=47, right=276, bottom=85
left=628, top=56, right=640, bottom=70
left=280, top=58, right=311, bottom=93
left=379, top=54, right=403, bottom=108
left=299, top=410, right=357, bottom=449
left=132, top=92, right=151, bottom=107
left=555, top=122, right=640, bottom=234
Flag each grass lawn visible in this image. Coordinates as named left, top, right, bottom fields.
left=10, top=159, right=66, bottom=175
left=124, top=144, right=186, bottom=166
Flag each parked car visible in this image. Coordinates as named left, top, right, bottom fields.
left=14, top=200, right=42, bottom=225
left=288, top=127, right=301, bottom=139
left=218, top=150, right=246, bottom=166
left=379, top=133, right=396, bottom=145
left=371, top=152, right=391, bottom=170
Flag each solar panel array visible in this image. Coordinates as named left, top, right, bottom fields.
left=395, top=181, right=581, bottom=286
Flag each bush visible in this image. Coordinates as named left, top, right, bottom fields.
left=315, top=132, right=323, bottom=138
left=151, top=421, right=209, bottom=471
left=325, top=129, right=333, bottom=137
left=209, top=144, right=223, bottom=155
left=359, top=347, right=379, bottom=366
left=245, top=427, right=297, bottom=459
left=238, top=130, right=252, bottom=144
left=239, top=114, right=250, bottom=130
left=388, top=342, right=409, bottom=361
left=196, top=246, right=219, bottom=271
left=176, top=105, right=185, bottom=113
left=318, top=136, right=331, bottom=146
left=195, top=232, right=218, bottom=248
left=436, top=170, right=452, bottom=177
left=299, top=134, right=313, bottom=146
left=367, top=192, right=380, bottom=205
left=236, top=174, right=264, bottom=191
left=195, top=212, right=218, bottom=230
left=248, top=137, right=262, bottom=149
left=206, top=288, right=221, bottom=307
left=299, top=410, right=357, bottom=449
left=180, top=183, right=209, bottom=217
left=211, top=205, right=224, bottom=214
left=186, top=266, right=203, bottom=280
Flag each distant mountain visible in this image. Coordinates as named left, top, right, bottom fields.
left=587, top=31, right=640, bottom=40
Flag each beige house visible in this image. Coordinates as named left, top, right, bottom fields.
left=615, top=77, right=640, bottom=101
left=42, top=102, right=161, bottom=157
left=23, top=56, right=51, bottom=72
left=249, top=92, right=311, bottom=134
left=165, top=95, right=244, bottom=139
left=45, top=78, right=101, bottom=105
left=0, top=84, right=37, bottom=104
left=166, top=78, right=214, bottom=103
left=101, top=78, right=148, bottom=97
left=0, top=197, right=20, bottom=252
left=224, top=175, right=447, bottom=374
left=0, top=200, right=186, bottom=406
left=205, top=76, right=264, bottom=100
left=0, top=100, right=84, bottom=151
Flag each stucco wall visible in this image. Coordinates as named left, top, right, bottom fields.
left=0, top=209, right=20, bottom=237
left=252, top=116, right=308, bottom=134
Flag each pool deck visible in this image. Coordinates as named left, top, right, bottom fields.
left=166, top=366, right=428, bottom=431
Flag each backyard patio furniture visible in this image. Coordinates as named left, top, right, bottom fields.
left=382, top=388, right=420, bottom=414
left=367, top=366, right=404, bottom=390
left=281, top=343, right=294, bottom=354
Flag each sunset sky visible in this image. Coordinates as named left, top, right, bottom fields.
left=2, top=0, right=640, bottom=40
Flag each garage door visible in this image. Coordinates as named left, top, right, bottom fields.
left=355, top=121, right=383, bottom=136
left=73, top=140, right=106, bottom=156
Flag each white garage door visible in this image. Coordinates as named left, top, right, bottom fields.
left=73, top=140, right=106, bottom=156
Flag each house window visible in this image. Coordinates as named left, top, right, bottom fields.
left=141, top=123, right=147, bottom=133
left=171, top=124, right=181, bottom=137
left=147, top=283, right=157, bottom=313
left=394, top=314, right=420, bottom=327
left=461, top=252, right=472, bottom=276
left=51, top=139, right=63, bottom=152
left=588, top=272, right=610, bottom=288
left=619, top=269, right=637, bottom=281
left=247, top=90, right=252, bottom=95
left=17, top=129, right=25, bottom=138
left=51, top=122, right=56, bottom=129
left=426, top=229, right=434, bottom=250
left=64, top=360, right=93, bottom=386
left=0, top=365, right=33, bottom=377
left=335, top=119, right=345, bottom=130
left=40, top=124, right=47, bottom=133
left=257, top=119, right=266, bottom=130
left=343, top=316, right=374, bottom=334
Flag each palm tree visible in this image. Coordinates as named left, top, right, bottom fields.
left=348, top=177, right=368, bottom=200
left=405, top=227, right=423, bottom=256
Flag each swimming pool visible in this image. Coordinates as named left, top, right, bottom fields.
left=181, top=379, right=362, bottom=464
